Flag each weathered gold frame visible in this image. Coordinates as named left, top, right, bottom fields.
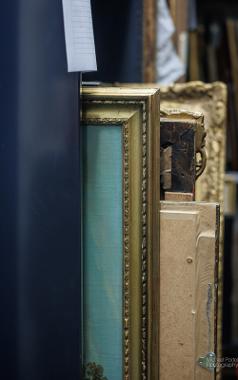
left=81, top=87, right=160, bottom=380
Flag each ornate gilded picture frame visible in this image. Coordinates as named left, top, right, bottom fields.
left=81, top=87, right=160, bottom=380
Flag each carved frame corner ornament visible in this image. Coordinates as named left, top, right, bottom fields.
left=81, top=87, right=160, bottom=380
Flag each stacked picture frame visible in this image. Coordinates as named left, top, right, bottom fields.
left=80, top=83, right=225, bottom=379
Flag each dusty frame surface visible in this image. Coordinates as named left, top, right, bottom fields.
left=160, top=81, right=227, bottom=376
left=160, top=201, right=220, bottom=380
left=81, top=87, right=160, bottom=380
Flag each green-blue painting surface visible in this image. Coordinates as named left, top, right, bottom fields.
left=83, top=125, right=123, bottom=379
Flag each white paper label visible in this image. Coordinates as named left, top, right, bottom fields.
left=62, top=0, right=97, bottom=72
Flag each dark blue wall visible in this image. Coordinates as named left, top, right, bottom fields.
left=0, top=2, right=18, bottom=378
left=0, top=1, right=81, bottom=379
left=86, top=0, right=143, bottom=83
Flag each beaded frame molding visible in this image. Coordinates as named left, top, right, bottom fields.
left=81, top=87, right=160, bottom=380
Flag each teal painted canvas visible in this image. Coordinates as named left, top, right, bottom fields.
left=83, top=125, right=123, bottom=380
